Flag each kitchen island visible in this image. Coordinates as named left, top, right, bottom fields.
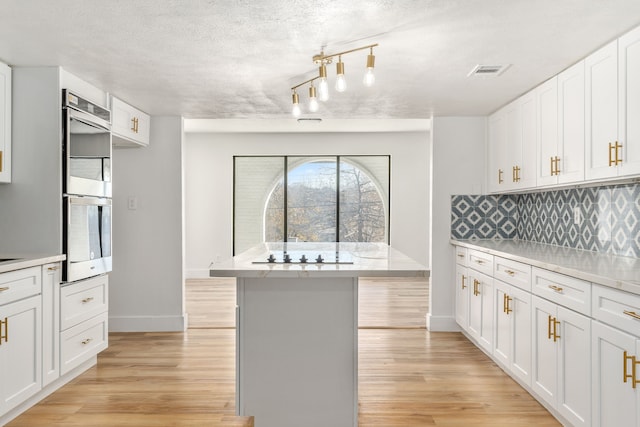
left=210, top=242, right=429, bottom=427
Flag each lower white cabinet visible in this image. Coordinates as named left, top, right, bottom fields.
left=531, top=295, right=591, bottom=426
left=468, top=270, right=493, bottom=353
left=455, top=263, right=469, bottom=329
left=494, top=280, right=532, bottom=386
left=41, top=262, right=61, bottom=387
left=591, top=321, right=640, bottom=427
left=0, top=295, right=42, bottom=414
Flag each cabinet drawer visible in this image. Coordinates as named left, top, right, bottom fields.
left=61, top=274, right=108, bottom=331
left=494, top=257, right=531, bottom=292
left=60, top=311, right=108, bottom=375
left=468, top=249, right=494, bottom=276
left=454, top=246, right=467, bottom=266
left=532, top=267, right=591, bottom=315
left=592, top=285, right=640, bottom=337
left=0, top=266, right=42, bottom=305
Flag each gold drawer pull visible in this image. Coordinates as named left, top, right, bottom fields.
left=0, top=317, right=7, bottom=344
left=475, top=259, right=485, bottom=265
left=504, top=269, right=515, bottom=276
left=623, top=310, right=640, bottom=320
left=473, top=279, right=480, bottom=296
left=0, top=286, right=9, bottom=292
left=457, top=254, right=464, bottom=258
left=548, top=285, right=563, bottom=293
left=81, top=297, right=94, bottom=304
left=47, top=266, right=59, bottom=271
left=81, top=338, right=93, bottom=345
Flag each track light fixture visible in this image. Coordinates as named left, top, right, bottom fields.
left=290, top=43, right=378, bottom=116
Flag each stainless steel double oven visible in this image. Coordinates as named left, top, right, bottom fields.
left=62, top=89, right=112, bottom=283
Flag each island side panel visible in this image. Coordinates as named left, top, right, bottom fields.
left=237, top=277, right=358, bottom=427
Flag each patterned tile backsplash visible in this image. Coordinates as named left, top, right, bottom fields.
left=451, top=183, right=640, bottom=258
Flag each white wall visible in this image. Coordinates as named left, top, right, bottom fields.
left=428, top=117, right=486, bottom=331
left=109, top=116, right=186, bottom=332
left=185, top=131, right=430, bottom=278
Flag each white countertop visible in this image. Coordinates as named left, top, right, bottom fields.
left=451, top=239, right=640, bottom=295
left=210, top=242, right=429, bottom=278
left=0, top=253, right=66, bottom=274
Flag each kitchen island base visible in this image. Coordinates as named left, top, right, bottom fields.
left=237, top=277, right=357, bottom=427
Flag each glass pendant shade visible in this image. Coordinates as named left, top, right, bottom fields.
left=318, top=64, right=329, bottom=101
left=308, top=85, right=319, bottom=112
left=292, top=92, right=301, bottom=117
left=335, top=59, right=347, bottom=92
left=363, top=52, right=375, bottom=87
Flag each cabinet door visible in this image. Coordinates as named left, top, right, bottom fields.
left=531, top=296, right=557, bottom=408
left=0, top=62, right=11, bottom=183
left=42, top=263, right=61, bottom=387
left=592, top=321, right=639, bottom=427
left=468, top=271, right=493, bottom=352
left=536, top=77, right=559, bottom=187
left=519, top=91, right=537, bottom=189
left=488, top=109, right=508, bottom=193
left=585, top=40, right=619, bottom=180
left=557, top=61, right=585, bottom=185
left=618, top=25, right=640, bottom=177
left=557, top=306, right=591, bottom=427
left=111, top=97, right=150, bottom=147
left=510, top=286, right=532, bottom=387
left=505, top=100, right=522, bottom=191
left=493, top=281, right=511, bottom=367
left=0, top=295, right=42, bottom=414
left=455, top=264, right=469, bottom=330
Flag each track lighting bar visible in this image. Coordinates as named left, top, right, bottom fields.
left=290, top=43, right=378, bottom=116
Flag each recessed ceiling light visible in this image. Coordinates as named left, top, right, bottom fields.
left=467, top=64, right=511, bottom=77
left=297, top=118, right=322, bottom=123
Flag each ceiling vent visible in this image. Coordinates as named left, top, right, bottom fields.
left=467, top=64, right=511, bottom=77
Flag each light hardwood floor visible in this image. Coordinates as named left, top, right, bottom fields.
left=8, top=277, right=560, bottom=426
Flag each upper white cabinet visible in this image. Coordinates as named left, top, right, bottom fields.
left=585, top=29, right=640, bottom=180
left=618, top=25, right=640, bottom=177
left=488, top=92, right=537, bottom=193
left=0, top=62, right=11, bottom=183
left=111, top=96, right=150, bottom=148
left=537, top=62, right=585, bottom=187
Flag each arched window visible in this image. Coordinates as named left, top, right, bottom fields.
left=235, top=156, right=389, bottom=254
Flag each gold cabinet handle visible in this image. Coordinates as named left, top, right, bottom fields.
left=81, top=297, right=94, bottom=304
left=0, top=286, right=9, bottom=292
left=609, top=142, right=615, bottom=166
left=461, top=275, right=467, bottom=290
left=0, top=317, right=7, bottom=344
left=504, top=269, right=515, bottom=277
left=475, top=259, right=485, bottom=265
left=554, top=156, right=560, bottom=175
left=457, top=253, right=464, bottom=258
left=623, top=310, right=640, bottom=320
left=548, top=285, right=564, bottom=293
left=548, top=314, right=553, bottom=340
left=473, top=279, right=480, bottom=296
left=505, top=295, right=513, bottom=314
left=0, top=150, right=3, bottom=173
left=512, top=165, right=521, bottom=183
left=623, top=351, right=640, bottom=389
left=81, top=338, right=93, bottom=345
left=553, top=318, right=560, bottom=342
left=131, top=117, right=139, bottom=133
left=498, top=169, right=504, bottom=184
left=615, top=141, right=623, bottom=165
left=47, top=265, right=60, bottom=271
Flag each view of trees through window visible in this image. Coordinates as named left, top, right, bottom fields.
left=234, top=156, right=389, bottom=253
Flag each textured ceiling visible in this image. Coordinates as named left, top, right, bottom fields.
left=1, top=0, right=640, bottom=119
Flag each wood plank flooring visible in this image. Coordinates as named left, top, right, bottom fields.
left=7, top=277, right=559, bottom=426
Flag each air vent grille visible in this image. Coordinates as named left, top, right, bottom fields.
left=467, top=64, right=511, bottom=77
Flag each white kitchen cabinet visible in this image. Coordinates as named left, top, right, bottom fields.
left=585, top=40, right=619, bottom=181
left=532, top=295, right=591, bottom=427
left=591, top=284, right=640, bottom=427
left=537, top=63, right=585, bottom=188
left=0, top=62, right=11, bottom=183
left=111, top=96, right=150, bottom=147
left=592, top=321, right=639, bottom=427
left=468, top=270, right=494, bottom=353
left=488, top=107, right=508, bottom=193
left=455, top=262, right=469, bottom=330
left=0, top=294, right=42, bottom=414
left=41, top=263, right=61, bottom=387
left=617, top=25, right=640, bottom=177
left=494, top=280, right=532, bottom=386
left=518, top=91, right=537, bottom=189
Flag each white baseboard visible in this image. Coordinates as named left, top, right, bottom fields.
left=426, top=313, right=461, bottom=331
left=108, top=314, right=187, bottom=332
